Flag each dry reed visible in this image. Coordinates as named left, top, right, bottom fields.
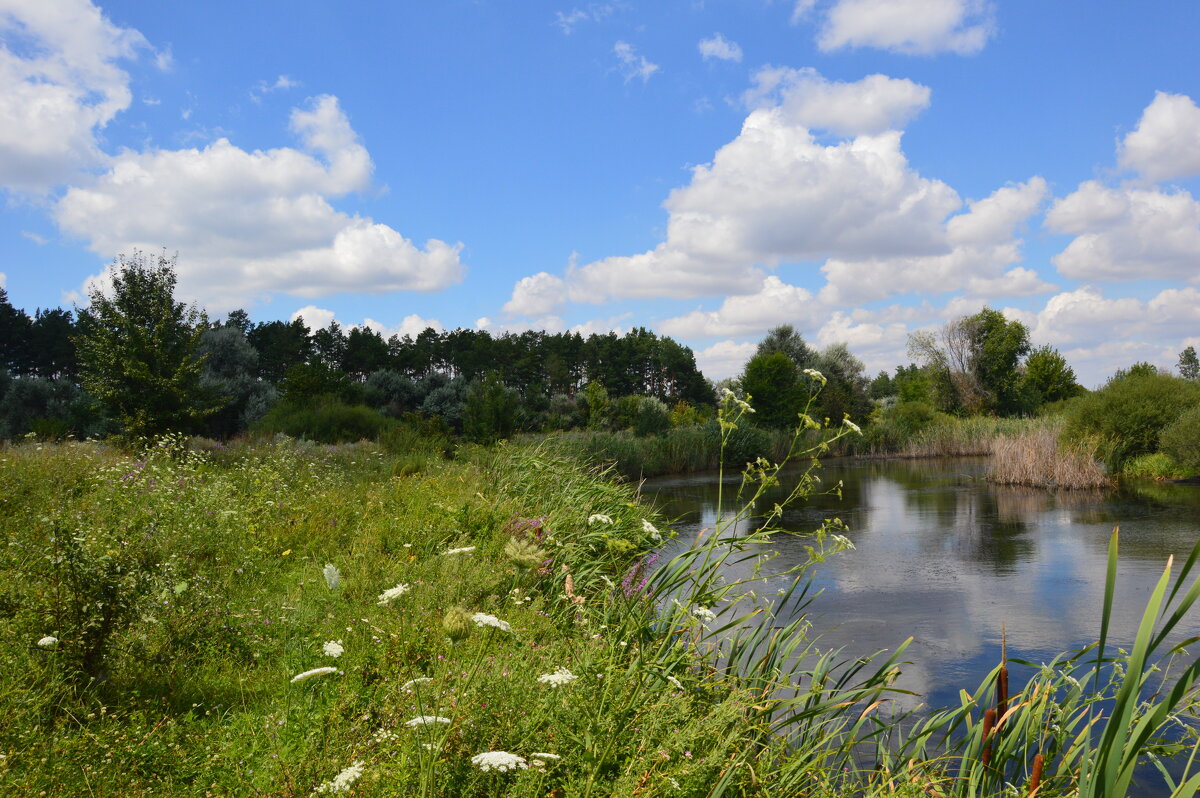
left=987, top=425, right=1112, bottom=489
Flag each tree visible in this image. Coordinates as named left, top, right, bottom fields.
left=740, top=351, right=805, bottom=429
left=0, top=288, right=32, bottom=374
left=462, top=373, right=520, bottom=444
left=75, top=251, right=222, bottom=438
left=755, top=325, right=815, bottom=370
left=908, top=308, right=1031, bottom=415
left=1179, top=346, right=1199, bottom=381
left=1022, top=345, right=1081, bottom=405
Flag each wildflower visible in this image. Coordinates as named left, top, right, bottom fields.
left=471, top=612, right=512, bottom=633
left=401, top=676, right=434, bottom=693
left=314, top=761, right=364, bottom=794
left=587, top=513, right=613, bottom=525
left=691, top=605, right=716, bottom=624
left=842, top=416, right=862, bottom=435
left=443, top=606, right=473, bottom=642
left=291, top=666, right=339, bottom=684
left=504, top=537, right=546, bottom=569
left=471, top=751, right=527, bottom=772
left=642, top=519, right=662, bottom=540
left=442, top=546, right=476, bottom=556
left=537, top=667, right=578, bottom=687
left=666, top=675, right=683, bottom=690
left=803, top=368, right=827, bottom=385
left=322, top=640, right=344, bottom=658
left=377, top=583, right=410, bottom=606
left=37, top=635, right=58, bottom=649
left=405, top=716, right=451, bottom=727
left=323, top=563, right=341, bottom=590
left=372, top=728, right=398, bottom=744
left=530, top=752, right=560, bottom=768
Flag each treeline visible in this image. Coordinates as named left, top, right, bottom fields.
left=0, top=253, right=714, bottom=443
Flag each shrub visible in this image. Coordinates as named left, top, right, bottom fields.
left=1061, top=373, right=1200, bottom=471
left=1123, top=452, right=1188, bottom=480
left=462, top=375, right=520, bottom=444
left=1159, top=404, right=1200, bottom=474
left=254, top=397, right=391, bottom=443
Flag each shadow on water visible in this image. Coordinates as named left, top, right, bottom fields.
left=645, top=457, right=1200, bottom=791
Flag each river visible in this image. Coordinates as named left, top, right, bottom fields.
left=645, top=457, right=1200, bottom=713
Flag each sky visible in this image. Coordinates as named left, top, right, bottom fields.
left=1, top=0, right=1198, bottom=387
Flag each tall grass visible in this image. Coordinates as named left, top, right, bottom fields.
left=988, top=419, right=1112, bottom=489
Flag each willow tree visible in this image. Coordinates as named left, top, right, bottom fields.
left=76, top=251, right=223, bottom=438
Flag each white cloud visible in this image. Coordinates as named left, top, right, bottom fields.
left=818, top=0, right=995, bottom=56
left=698, top=33, right=742, bottom=63
left=554, top=5, right=614, bottom=34
left=290, top=305, right=441, bottom=339
left=502, top=272, right=568, bottom=316
left=613, top=41, right=658, bottom=83
left=1031, top=285, right=1200, bottom=348
left=20, top=230, right=47, bottom=245
left=290, top=304, right=336, bottom=331
left=815, top=311, right=911, bottom=371
left=1118, top=92, right=1200, bottom=183
left=0, top=272, right=6, bottom=289
left=659, top=276, right=814, bottom=338
left=818, top=178, right=1048, bottom=304
left=251, top=74, right=302, bottom=102
left=56, top=94, right=465, bottom=312
left=693, top=339, right=757, bottom=381
left=0, top=0, right=152, bottom=192
left=743, top=67, right=931, bottom=137
left=1046, top=181, right=1200, bottom=283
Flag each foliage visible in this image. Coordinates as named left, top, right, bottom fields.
left=1179, top=346, right=1200, bottom=381
left=741, top=351, right=806, bottom=429
left=254, top=397, right=393, bottom=443
left=1062, top=371, right=1200, bottom=471
left=754, top=323, right=816, bottom=369
left=1160, top=403, right=1200, bottom=473
left=75, top=251, right=223, bottom=438
left=1122, top=452, right=1188, bottom=480
left=1022, top=344, right=1083, bottom=405
left=462, top=373, right=521, bottom=444
left=0, top=376, right=102, bottom=440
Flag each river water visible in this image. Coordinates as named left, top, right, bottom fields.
left=645, top=457, right=1200, bottom=713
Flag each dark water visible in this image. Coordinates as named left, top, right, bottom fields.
left=645, top=457, right=1200, bottom=712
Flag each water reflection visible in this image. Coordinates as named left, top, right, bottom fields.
left=646, top=458, right=1200, bottom=711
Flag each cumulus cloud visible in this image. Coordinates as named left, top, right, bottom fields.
left=1045, top=181, right=1200, bottom=283
left=57, top=94, right=465, bottom=311
left=291, top=304, right=336, bottom=331
left=817, top=0, right=995, bottom=55
left=1117, top=92, right=1200, bottom=183
left=0, top=0, right=154, bottom=192
left=698, top=33, right=742, bottom=63
left=659, top=276, right=814, bottom=338
left=290, top=305, right=441, bottom=339
left=1031, top=285, right=1200, bottom=351
left=693, top=340, right=758, bottom=381
left=815, top=311, right=911, bottom=369
left=502, top=272, right=568, bottom=316
left=613, top=41, right=658, bottom=83
left=742, top=67, right=931, bottom=137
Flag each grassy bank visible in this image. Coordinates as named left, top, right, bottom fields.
left=3, top=416, right=1200, bottom=796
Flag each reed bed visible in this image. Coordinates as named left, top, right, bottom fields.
left=988, top=422, right=1113, bottom=489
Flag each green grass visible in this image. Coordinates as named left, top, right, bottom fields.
left=3, top=402, right=1200, bottom=797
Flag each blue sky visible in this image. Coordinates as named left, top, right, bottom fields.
left=2, top=0, right=1199, bottom=386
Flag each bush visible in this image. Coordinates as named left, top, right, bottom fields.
left=462, top=375, right=520, bottom=444
left=253, top=397, right=391, bottom=443
left=1061, top=373, right=1200, bottom=471
left=1160, top=404, right=1200, bottom=474
left=1123, top=452, right=1188, bottom=480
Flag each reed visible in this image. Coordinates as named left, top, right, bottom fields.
left=988, top=420, right=1112, bottom=489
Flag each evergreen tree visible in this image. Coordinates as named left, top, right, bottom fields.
left=1179, top=346, right=1199, bottom=381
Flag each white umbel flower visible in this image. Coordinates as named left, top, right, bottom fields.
left=291, top=666, right=339, bottom=684
left=401, top=677, right=433, bottom=693
left=322, top=640, right=344, bottom=658
left=441, top=546, right=476, bottom=555
left=471, top=612, right=512, bottom=632
left=405, top=715, right=450, bottom=727
left=691, top=605, right=716, bottom=624
left=642, top=519, right=661, bottom=540
left=323, top=563, right=341, bottom=590
left=471, top=751, right=527, bottom=772
left=587, top=513, right=613, bottom=525
left=842, top=417, right=861, bottom=434
left=314, top=760, right=364, bottom=794
left=37, top=635, right=58, bottom=649
left=536, top=667, right=578, bottom=687
left=377, top=583, right=410, bottom=606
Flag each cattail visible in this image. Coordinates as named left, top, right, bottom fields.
left=1028, top=753, right=1044, bottom=796
left=981, top=708, right=997, bottom=766
left=997, top=664, right=1009, bottom=721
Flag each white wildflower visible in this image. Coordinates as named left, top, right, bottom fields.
left=642, top=519, right=661, bottom=540
left=37, top=635, right=58, bottom=649
left=842, top=417, right=861, bottom=435
left=537, top=667, right=578, bottom=688
left=803, top=368, right=827, bottom=385
left=372, top=728, right=398, bottom=744
left=531, top=752, right=560, bottom=760
left=405, top=715, right=451, bottom=728
left=471, top=612, right=512, bottom=632
left=666, top=675, right=683, bottom=690
left=291, top=666, right=339, bottom=684
left=471, top=751, right=527, bottom=772
left=314, top=760, right=364, bottom=794
left=401, top=677, right=434, bottom=693
left=322, top=640, right=345, bottom=658
left=376, top=583, right=410, bottom=606
left=587, top=513, right=613, bottom=525
left=691, top=605, right=716, bottom=624
left=442, top=546, right=476, bottom=556
left=323, top=563, right=341, bottom=590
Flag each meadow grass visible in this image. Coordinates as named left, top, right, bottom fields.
left=3, top=405, right=1200, bottom=796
